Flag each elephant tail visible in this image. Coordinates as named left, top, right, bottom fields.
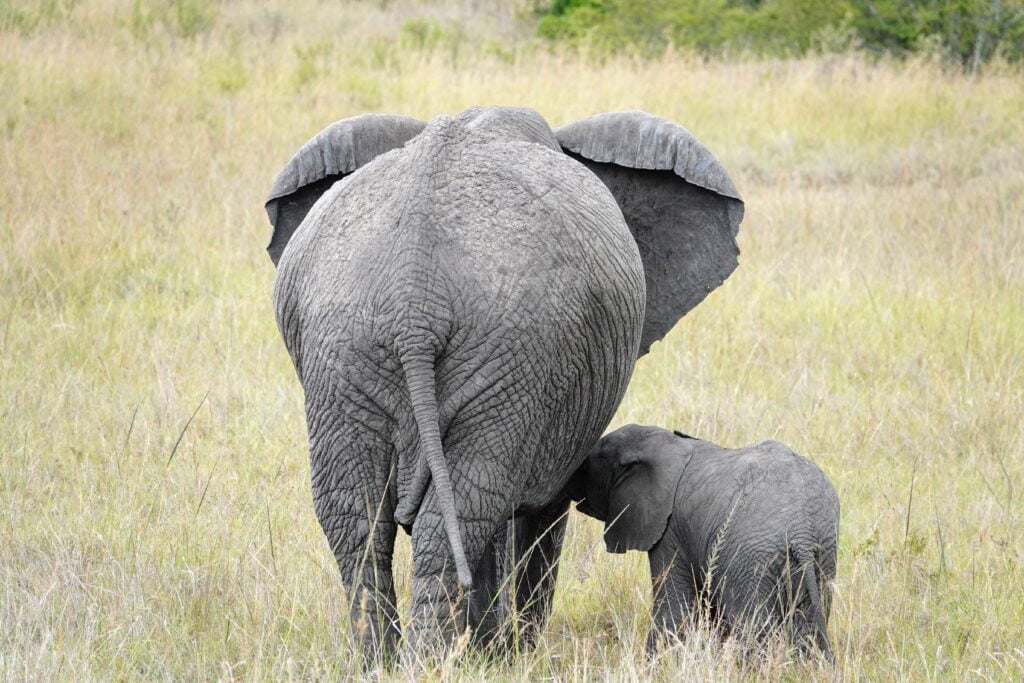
left=401, top=354, right=474, bottom=589
left=792, top=550, right=833, bottom=662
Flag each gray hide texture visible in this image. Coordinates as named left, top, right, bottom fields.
left=556, top=111, right=744, bottom=355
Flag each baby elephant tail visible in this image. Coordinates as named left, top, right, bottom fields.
left=791, top=550, right=833, bottom=663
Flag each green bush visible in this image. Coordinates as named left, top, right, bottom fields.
left=536, top=0, right=1024, bottom=67
left=851, top=0, right=1024, bottom=68
left=536, top=0, right=852, bottom=57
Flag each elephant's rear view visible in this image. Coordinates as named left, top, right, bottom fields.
left=263, top=106, right=743, bottom=657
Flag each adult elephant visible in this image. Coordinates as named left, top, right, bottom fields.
left=264, top=107, right=743, bottom=657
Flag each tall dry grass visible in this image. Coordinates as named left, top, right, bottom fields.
left=1, top=0, right=1022, bottom=679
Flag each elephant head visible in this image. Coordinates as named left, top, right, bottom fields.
left=264, top=108, right=744, bottom=358
left=574, top=425, right=695, bottom=553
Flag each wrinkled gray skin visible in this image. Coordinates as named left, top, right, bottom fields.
left=264, top=107, right=743, bottom=658
left=570, top=425, right=839, bottom=659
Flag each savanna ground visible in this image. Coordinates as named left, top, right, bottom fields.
left=2, top=1, right=1023, bottom=679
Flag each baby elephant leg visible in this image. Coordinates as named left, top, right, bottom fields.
left=734, top=550, right=833, bottom=661
left=786, top=553, right=834, bottom=662
left=646, top=542, right=697, bottom=655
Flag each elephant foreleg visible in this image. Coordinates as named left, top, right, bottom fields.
left=467, top=531, right=506, bottom=649
left=506, top=498, right=570, bottom=648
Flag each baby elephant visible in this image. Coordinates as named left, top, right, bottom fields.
left=570, top=424, right=839, bottom=659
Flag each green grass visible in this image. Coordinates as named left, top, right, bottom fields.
left=1, top=1, right=1023, bottom=679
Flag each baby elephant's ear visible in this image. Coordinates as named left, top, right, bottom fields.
left=555, top=112, right=744, bottom=356
left=264, top=114, right=426, bottom=266
left=604, top=451, right=690, bottom=554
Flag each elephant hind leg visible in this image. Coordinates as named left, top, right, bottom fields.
left=735, top=548, right=832, bottom=661
left=407, top=493, right=509, bottom=656
left=716, top=551, right=792, bottom=652
left=786, top=551, right=833, bottom=662
left=346, top=547, right=401, bottom=665
left=306, top=398, right=401, bottom=663
left=457, top=501, right=571, bottom=658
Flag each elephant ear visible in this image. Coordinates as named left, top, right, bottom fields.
left=264, top=113, right=426, bottom=265
left=555, top=111, right=744, bottom=355
left=604, top=448, right=692, bottom=554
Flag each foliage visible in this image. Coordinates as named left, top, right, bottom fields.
left=851, top=0, right=1024, bottom=67
left=0, top=0, right=76, bottom=33
left=292, top=41, right=334, bottom=89
left=536, top=0, right=1024, bottom=67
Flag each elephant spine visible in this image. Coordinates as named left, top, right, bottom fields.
left=401, top=353, right=474, bottom=588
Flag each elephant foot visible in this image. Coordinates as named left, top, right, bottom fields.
left=405, top=584, right=474, bottom=663
left=347, top=584, right=402, bottom=669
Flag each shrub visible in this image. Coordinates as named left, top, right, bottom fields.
left=535, top=0, right=1024, bottom=67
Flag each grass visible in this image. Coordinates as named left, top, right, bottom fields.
left=1, top=0, right=1022, bottom=679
